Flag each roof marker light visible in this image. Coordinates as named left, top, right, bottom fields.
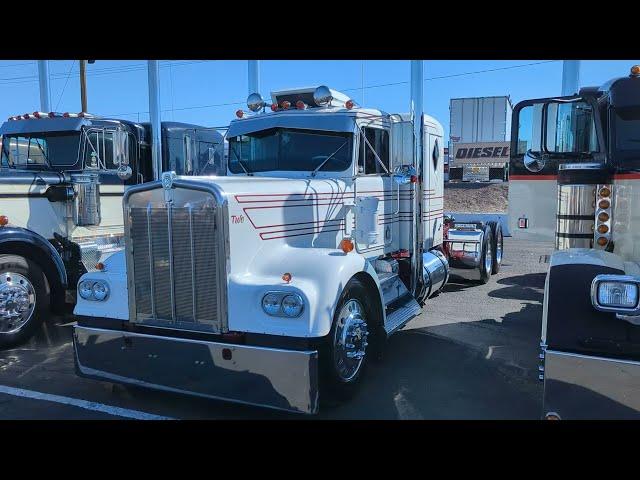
left=23, top=114, right=31, bottom=119
left=281, top=100, right=291, bottom=110
left=270, top=103, right=278, bottom=112
left=235, top=109, right=244, bottom=118
left=345, top=99, right=354, bottom=110
left=631, top=65, right=640, bottom=76
left=296, top=100, right=305, bottom=110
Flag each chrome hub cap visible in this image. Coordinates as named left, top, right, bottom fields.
left=333, top=299, right=369, bottom=382
left=0, top=273, right=36, bottom=334
left=484, top=237, right=493, bottom=273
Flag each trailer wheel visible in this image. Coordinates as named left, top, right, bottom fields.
left=320, top=278, right=374, bottom=405
left=487, top=221, right=503, bottom=274
left=478, top=225, right=493, bottom=284
left=0, top=255, right=49, bottom=349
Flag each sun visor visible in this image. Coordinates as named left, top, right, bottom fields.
left=227, top=114, right=355, bottom=138
left=0, top=117, right=91, bottom=136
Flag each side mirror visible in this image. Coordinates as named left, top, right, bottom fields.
left=393, top=165, right=416, bottom=185
left=523, top=149, right=546, bottom=173
left=112, top=130, right=129, bottom=167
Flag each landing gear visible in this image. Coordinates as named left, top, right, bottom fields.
left=0, top=255, right=49, bottom=349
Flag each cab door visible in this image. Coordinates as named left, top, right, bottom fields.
left=353, top=125, right=398, bottom=254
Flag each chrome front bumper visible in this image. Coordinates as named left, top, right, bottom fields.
left=73, top=325, right=319, bottom=415
left=543, top=349, right=640, bottom=419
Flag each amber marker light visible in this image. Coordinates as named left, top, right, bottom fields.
left=598, top=199, right=610, bottom=209
left=340, top=237, right=355, bottom=253
left=95, top=262, right=105, bottom=271
left=599, top=187, right=611, bottom=198
left=0, top=216, right=8, bottom=226
left=282, top=272, right=292, bottom=283
left=597, top=237, right=608, bottom=247
left=597, top=224, right=609, bottom=234
left=598, top=212, right=610, bottom=222
left=631, top=65, right=640, bottom=76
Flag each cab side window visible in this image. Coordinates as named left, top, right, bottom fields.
left=358, top=127, right=389, bottom=174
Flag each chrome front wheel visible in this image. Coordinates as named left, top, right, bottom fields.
left=0, top=272, right=36, bottom=334
left=332, top=299, right=369, bottom=382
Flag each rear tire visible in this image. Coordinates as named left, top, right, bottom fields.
left=320, top=278, right=378, bottom=406
left=478, top=225, right=492, bottom=285
left=487, top=221, right=503, bottom=274
left=0, top=255, right=49, bottom=349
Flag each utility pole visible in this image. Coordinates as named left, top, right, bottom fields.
left=37, top=60, right=51, bottom=112
left=79, top=60, right=95, bottom=112
left=561, top=60, right=581, bottom=96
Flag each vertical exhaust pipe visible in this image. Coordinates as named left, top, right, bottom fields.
left=37, top=60, right=51, bottom=112
left=410, top=60, right=424, bottom=296
left=248, top=60, right=260, bottom=95
left=147, top=60, right=163, bottom=181
left=561, top=60, right=581, bottom=96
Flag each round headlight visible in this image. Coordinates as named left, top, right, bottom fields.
left=247, top=93, right=265, bottom=112
left=281, top=294, right=304, bottom=317
left=79, top=280, right=94, bottom=300
left=92, top=281, right=110, bottom=301
left=262, top=293, right=282, bottom=316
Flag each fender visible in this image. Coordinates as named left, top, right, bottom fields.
left=0, top=226, right=68, bottom=293
left=544, top=248, right=632, bottom=357
left=228, top=245, right=384, bottom=338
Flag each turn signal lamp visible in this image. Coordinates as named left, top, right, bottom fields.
left=340, top=237, right=355, bottom=253
left=597, top=224, right=609, bottom=234
left=631, top=65, right=640, bottom=76
left=597, top=237, right=608, bottom=247
left=599, top=187, right=611, bottom=198
left=598, top=199, right=610, bottom=209
left=0, top=215, right=8, bottom=226
left=598, top=212, right=610, bottom=222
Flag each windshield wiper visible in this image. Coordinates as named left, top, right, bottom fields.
left=311, top=140, right=348, bottom=177
left=230, top=142, right=253, bottom=176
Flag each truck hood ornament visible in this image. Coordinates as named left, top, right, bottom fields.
left=162, top=171, right=177, bottom=190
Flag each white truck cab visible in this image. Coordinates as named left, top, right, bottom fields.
left=72, top=86, right=503, bottom=414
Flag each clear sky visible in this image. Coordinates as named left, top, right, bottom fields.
left=1, top=60, right=638, bottom=140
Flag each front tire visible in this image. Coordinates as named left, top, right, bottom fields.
left=320, top=278, right=377, bottom=404
left=0, top=255, right=49, bottom=349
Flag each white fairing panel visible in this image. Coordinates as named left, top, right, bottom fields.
left=611, top=177, right=640, bottom=262
left=508, top=179, right=557, bottom=241
left=423, top=115, right=444, bottom=249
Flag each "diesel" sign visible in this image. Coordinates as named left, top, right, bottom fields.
left=452, top=142, right=510, bottom=165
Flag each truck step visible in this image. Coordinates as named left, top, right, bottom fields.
left=384, top=295, right=422, bottom=336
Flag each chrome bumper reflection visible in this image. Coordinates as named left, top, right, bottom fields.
left=543, top=349, right=640, bottom=420
left=73, top=325, right=319, bottom=414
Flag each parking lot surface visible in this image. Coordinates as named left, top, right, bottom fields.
left=0, top=237, right=551, bottom=419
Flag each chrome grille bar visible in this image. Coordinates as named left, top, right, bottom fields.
left=146, top=204, right=156, bottom=319
left=189, top=206, right=197, bottom=322
left=167, top=204, right=176, bottom=322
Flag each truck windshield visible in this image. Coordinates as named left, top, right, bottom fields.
left=0, top=132, right=81, bottom=169
left=228, top=127, right=353, bottom=174
left=614, top=106, right=640, bottom=151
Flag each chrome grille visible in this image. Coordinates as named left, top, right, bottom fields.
left=129, top=200, right=222, bottom=332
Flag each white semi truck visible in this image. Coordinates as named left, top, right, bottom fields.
left=0, top=112, right=224, bottom=348
left=71, top=85, right=503, bottom=414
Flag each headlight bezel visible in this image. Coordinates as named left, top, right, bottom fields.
left=261, top=291, right=305, bottom=318
left=591, top=274, right=640, bottom=315
left=77, top=279, right=110, bottom=302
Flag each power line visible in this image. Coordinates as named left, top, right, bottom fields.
left=55, top=60, right=77, bottom=111
left=0, top=61, right=36, bottom=69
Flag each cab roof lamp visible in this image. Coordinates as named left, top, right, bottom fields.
left=631, top=65, right=640, bottom=76
left=235, top=109, right=244, bottom=119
